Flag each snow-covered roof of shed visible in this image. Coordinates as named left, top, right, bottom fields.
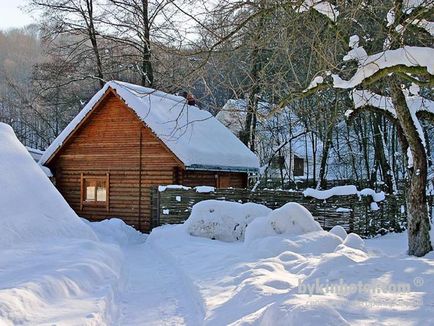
left=26, top=146, right=44, bottom=162
left=40, top=81, right=259, bottom=172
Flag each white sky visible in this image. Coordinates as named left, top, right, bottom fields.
left=0, top=0, right=38, bottom=30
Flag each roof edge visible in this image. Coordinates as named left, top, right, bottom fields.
left=185, top=164, right=259, bottom=173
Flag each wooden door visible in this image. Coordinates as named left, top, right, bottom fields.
left=218, top=174, right=231, bottom=188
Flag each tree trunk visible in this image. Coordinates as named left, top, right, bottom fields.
left=86, top=0, right=104, bottom=88
left=141, top=0, right=153, bottom=87
left=345, top=123, right=359, bottom=181
left=372, top=114, right=394, bottom=192
left=391, top=82, right=432, bottom=257
left=241, top=1, right=266, bottom=151
left=317, top=127, right=332, bottom=189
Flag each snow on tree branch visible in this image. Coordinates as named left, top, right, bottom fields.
left=348, top=89, right=396, bottom=118
left=412, top=19, right=434, bottom=36
left=332, top=46, right=434, bottom=89
left=304, top=40, right=434, bottom=93
left=402, top=0, right=434, bottom=14
left=294, top=0, right=339, bottom=22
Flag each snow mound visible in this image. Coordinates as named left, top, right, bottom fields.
left=0, top=240, right=121, bottom=325
left=85, top=218, right=147, bottom=246
left=0, top=123, right=96, bottom=248
left=185, top=200, right=271, bottom=242
left=329, top=225, right=348, bottom=240
left=343, top=233, right=366, bottom=252
left=244, top=203, right=340, bottom=257
left=260, top=301, right=350, bottom=326
left=246, top=231, right=343, bottom=258
left=269, top=203, right=322, bottom=235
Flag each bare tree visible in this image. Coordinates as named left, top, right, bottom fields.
left=29, top=0, right=106, bottom=87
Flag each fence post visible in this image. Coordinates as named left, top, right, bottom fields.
left=151, top=187, right=161, bottom=228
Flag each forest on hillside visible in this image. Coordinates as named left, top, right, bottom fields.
left=0, top=0, right=433, bottom=192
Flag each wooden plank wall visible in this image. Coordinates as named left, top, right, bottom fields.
left=153, top=187, right=422, bottom=237
left=51, top=92, right=180, bottom=231
left=180, top=170, right=247, bottom=188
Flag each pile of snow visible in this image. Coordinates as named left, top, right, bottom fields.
left=0, top=123, right=96, bottom=248
left=184, top=200, right=370, bottom=260
left=244, top=203, right=325, bottom=249
left=85, top=218, right=147, bottom=246
left=243, top=204, right=345, bottom=258
left=246, top=229, right=344, bottom=259
left=185, top=200, right=271, bottom=241
left=0, top=240, right=122, bottom=325
left=259, top=302, right=350, bottom=326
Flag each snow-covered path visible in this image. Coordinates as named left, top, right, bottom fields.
left=118, top=242, right=203, bottom=326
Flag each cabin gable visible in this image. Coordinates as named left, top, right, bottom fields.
left=50, top=91, right=182, bottom=230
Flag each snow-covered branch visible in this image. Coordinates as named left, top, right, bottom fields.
left=294, top=0, right=339, bottom=22
left=349, top=89, right=397, bottom=118
left=332, top=46, right=434, bottom=89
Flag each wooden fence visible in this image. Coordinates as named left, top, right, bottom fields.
left=149, top=187, right=424, bottom=237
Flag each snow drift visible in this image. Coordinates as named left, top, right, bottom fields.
left=0, top=123, right=96, bottom=248
left=149, top=207, right=434, bottom=325
left=0, top=124, right=125, bottom=325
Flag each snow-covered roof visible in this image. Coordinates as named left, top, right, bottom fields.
left=26, top=146, right=44, bottom=162
left=40, top=81, right=259, bottom=172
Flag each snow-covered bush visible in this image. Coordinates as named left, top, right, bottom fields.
left=268, top=203, right=322, bottom=235
left=244, top=215, right=277, bottom=244
left=245, top=203, right=323, bottom=245
left=185, top=200, right=271, bottom=242
left=329, top=225, right=348, bottom=240
left=343, top=233, right=366, bottom=252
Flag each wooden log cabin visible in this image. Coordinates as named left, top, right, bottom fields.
left=40, top=81, right=259, bottom=232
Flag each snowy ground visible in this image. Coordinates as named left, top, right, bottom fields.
left=1, top=122, right=434, bottom=325
left=146, top=224, right=434, bottom=325
left=4, top=217, right=433, bottom=326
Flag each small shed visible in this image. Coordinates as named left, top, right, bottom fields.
left=40, top=81, right=259, bottom=231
